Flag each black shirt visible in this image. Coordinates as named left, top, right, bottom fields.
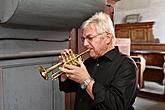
left=59, top=48, right=138, bottom=110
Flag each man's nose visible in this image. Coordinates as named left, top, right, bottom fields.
left=83, top=39, right=89, bottom=47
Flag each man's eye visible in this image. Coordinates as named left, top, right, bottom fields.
left=88, top=37, right=93, bottom=40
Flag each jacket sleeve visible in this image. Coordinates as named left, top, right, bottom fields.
left=59, top=78, right=79, bottom=93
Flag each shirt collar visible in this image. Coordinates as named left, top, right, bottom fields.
left=102, top=47, right=119, bottom=61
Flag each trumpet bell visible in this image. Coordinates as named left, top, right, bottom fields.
left=39, top=65, right=49, bottom=80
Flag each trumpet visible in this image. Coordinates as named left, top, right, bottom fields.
left=38, top=49, right=90, bottom=80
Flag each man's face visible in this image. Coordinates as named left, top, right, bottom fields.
left=82, top=25, right=110, bottom=59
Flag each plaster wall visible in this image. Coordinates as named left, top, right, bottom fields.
left=114, top=0, right=165, bottom=43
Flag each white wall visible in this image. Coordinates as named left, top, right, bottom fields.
left=114, top=0, right=165, bottom=43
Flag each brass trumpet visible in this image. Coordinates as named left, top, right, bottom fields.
left=38, top=49, right=90, bottom=80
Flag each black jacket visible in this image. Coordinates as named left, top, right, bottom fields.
left=59, top=48, right=138, bottom=110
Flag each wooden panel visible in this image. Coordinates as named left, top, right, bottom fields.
left=69, top=28, right=77, bottom=52
left=65, top=28, right=77, bottom=110
left=131, top=56, right=146, bottom=88
left=115, top=28, right=130, bottom=38
left=131, top=43, right=165, bottom=51
left=132, top=28, right=147, bottom=41
left=131, top=43, right=165, bottom=101
left=131, top=50, right=165, bottom=84
left=115, top=22, right=157, bottom=43
left=65, top=93, right=75, bottom=110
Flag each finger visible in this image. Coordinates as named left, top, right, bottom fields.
left=59, top=66, right=72, bottom=74
left=60, top=51, right=66, bottom=62
left=78, top=58, right=85, bottom=67
left=65, top=74, right=69, bottom=78
left=60, top=73, right=68, bottom=82
left=64, top=49, right=69, bottom=55
left=63, top=64, right=78, bottom=70
left=78, top=58, right=83, bottom=63
left=58, top=55, right=62, bottom=60
left=64, top=49, right=72, bottom=56
left=62, top=51, right=69, bottom=63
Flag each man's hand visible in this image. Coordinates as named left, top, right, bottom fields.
left=59, top=58, right=91, bottom=84
left=59, top=49, right=91, bottom=83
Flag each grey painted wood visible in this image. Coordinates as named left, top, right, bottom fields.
left=0, top=27, right=69, bottom=54
left=0, top=68, right=4, bottom=110
left=0, top=57, right=65, bottom=110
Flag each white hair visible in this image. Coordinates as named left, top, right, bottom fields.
left=81, top=12, right=116, bottom=45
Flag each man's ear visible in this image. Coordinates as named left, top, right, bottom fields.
left=106, top=32, right=112, bottom=44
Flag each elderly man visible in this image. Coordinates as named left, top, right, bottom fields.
left=59, top=12, right=138, bottom=110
